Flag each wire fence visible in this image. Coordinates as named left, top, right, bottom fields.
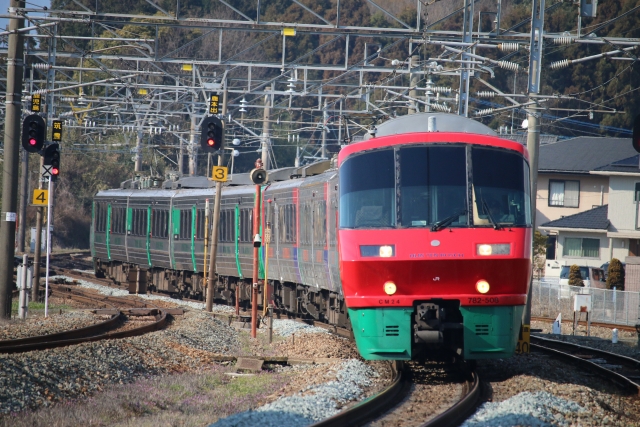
left=532, top=280, right=640, bottom=327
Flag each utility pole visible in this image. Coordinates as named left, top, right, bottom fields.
left=261, top=84, right=272, bottom=169
left=251, top=183, right=261, bottom=339
left=206, top=81, right=227, bottom=312
left=134, top=129, right=143, bottom=172
left=457, top=0, right=474, bottom=117
left=0, top=0, right=26, bottom=318
left=524, top=0, right=545, bottom=326
left=408, top=55, right=419, bottom=114
left=189, top=113, right=197, bottom=175
left=321, top=101, right=328, bottom=159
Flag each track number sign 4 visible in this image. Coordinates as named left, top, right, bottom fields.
left=32, top=189, right=49, bottom=206
left=212, top=166, right=228, bottom=182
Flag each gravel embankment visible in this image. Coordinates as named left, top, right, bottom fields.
left=51, top=275, right=236, bottom=314
left=208, top=359, right=379, bottom=427
left=0, top=311, right=99, bottom=340
left=0, top=311, right=240, bottom=415
left=465, top=348, right=640, bottom=426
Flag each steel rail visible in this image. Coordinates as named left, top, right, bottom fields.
left=531, top=316, right=638, bottom=332
left=0, top=286, right=168, bottom=354
left=420, top=370, right=482, bottom=427
left=309, top=360, right=410, bottom=427
left=532, top=335, right=640, bottom=395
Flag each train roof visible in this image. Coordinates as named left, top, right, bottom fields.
left=366, top=112, right=497, bottom=139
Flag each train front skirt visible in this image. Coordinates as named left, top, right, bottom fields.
left=348, top=304, right=525, bottom=360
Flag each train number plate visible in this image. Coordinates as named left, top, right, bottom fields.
left=467, top=297, right=500, bottom=304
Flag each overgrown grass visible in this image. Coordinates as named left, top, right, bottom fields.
left=2, top=365, right=291, bottom=427
left=10, top=301, right=72, bottom=316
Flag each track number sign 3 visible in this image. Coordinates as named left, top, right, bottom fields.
left=32, top=189, right=49, bottom=206
left=212, top=166, right=228, bottom=182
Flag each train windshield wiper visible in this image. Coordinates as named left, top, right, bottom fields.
left=481, top=199, right=502, bottom=230
left=431, top=209, right=467, bottom=232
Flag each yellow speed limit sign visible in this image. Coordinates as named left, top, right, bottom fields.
left=32, top=189, right=49, bottom=206
left=212, top=166, right=228, bottom=182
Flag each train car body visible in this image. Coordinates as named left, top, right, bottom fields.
left=92, top=113, right=532, bottom=361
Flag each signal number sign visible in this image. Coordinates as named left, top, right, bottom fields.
left=209, top=93, right=220, bottom=114
left=32, top=189, right=49, bottom=206
left=515, top=324, right=530, bottom=354
left=212, top=166, right=228, bottom=182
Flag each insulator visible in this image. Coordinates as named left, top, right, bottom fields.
left=475, top=108, right=494, bottom=116
left=60, top=97, right=76, bottom=102
left=430, top=86, right=452, bottom=94
left=497, top=61, right=521, bottom=72
left=476, top=91, right=496, bottom=98
left=32, top=63, right=52, bottom=70
left=33, top=89, right=47, bottom=95
left=498, top=43, right=519, bottom=52
left=553, top=37, right=573, bottom=45
left=550, top=59, right=571, bottom=70
left=23, top=95, right=31, bottom=101
left=429, top=103, right=451, bottom=113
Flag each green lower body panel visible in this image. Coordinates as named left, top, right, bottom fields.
left=348, top=307, right=413, bottom=360
left=460, top=305, right=524, bottom=360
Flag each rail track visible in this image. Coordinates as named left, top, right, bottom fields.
left=49, top=256, right=484, bottom=426
left=531, top=316, right=638, bottom=333
left=532, top=335, right=640, bottom=395
left=0, top=283, right=172, bottom=354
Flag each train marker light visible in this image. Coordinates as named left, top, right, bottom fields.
left=476, top=280, right=490, bottom=294
left=360, top=245, right=396, bottom=257
left=384, top=281, right=397, bottom=295
left=379, top=245, right=394, bottom=257
left=476, top=243, right=510, bottom=256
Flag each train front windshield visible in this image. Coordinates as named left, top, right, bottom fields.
left=339, top=144, right=531, bottom=229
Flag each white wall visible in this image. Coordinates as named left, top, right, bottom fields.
left=544, top=231, right=608, bottom=277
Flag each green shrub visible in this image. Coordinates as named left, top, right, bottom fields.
left=568, top=264, right=584, bottom=287
left=606, top=258, right=625, bottom=290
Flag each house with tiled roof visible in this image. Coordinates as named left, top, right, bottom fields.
left=536, top=137, right=637, bottom=277
left=539, top=205, right=610, bottom=274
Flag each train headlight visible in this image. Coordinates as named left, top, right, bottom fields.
left=360, top=245, right=395, bottom=257
left=476, top=243, right=510, bottom=256
left=476, top=280, right=490, bottom=294
left=384, top=281, right=397, bottom=295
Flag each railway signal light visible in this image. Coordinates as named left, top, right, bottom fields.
left=200, top=116, right=224, bottom=152
left=43, top=143, right=60, bottom=181
left=633, top=114, right=640, bottom=153
left=21, top=114, right=47, bottom=153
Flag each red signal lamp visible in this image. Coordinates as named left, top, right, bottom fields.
left=51, top=167, right=60, bottom=176
left=207, top=138, right=215, bottom=147
left=29, top=138, right=37, bottom=146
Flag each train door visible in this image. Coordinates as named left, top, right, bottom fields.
left=328, top=174, right=341, bottom=292
left=126, top=203, right=150, bottom=267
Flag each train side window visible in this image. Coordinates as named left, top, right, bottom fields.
left=220, top=210, right=233, bottom=243
left=112, top=207, right=126, bottom=234
left=240, top=208, right=253, bottom=242
left=179, top=209, right=192, bottom=240
left=281, top=204, right=297, bottom=244
left=196, top=209, right=205, bottom=240
left=131, top=208, right=148, bottom=236
left=95, top=202, right=106, bottom=233
left=152, top=209, right=168, bottom=238
left=315, top=201, right=326, bottom=246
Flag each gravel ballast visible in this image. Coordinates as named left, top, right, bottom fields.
left=0, top=311, right=240, bottom=416
left=208, top=359, right=378, bottom=427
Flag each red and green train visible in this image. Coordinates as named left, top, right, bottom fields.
left=92, top=112, right=532, bottom=361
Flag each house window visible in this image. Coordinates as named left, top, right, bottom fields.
left=549, top=180, right=579, bottom=207
left=563, top=237, right=599, bottom=258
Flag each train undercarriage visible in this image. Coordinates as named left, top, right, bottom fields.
left=93, top=259, right=351, bottom=329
